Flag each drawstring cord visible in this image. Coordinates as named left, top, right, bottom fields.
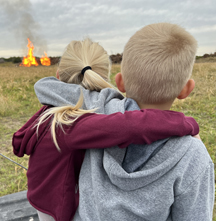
left=0, top=153, right=28, bottom=170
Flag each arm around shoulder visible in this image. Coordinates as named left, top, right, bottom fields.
left=63, top=109, right=199, bottom=150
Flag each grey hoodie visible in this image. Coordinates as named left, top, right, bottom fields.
left=34, top=77, right=214, bottom=221
left=75, top=136, right=214, bottom=221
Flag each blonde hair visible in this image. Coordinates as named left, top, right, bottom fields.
left=36, top=38, right=113, bottom=151
left=121, top=23, right=197, bottom=104
left=59, top=38, right=112, bottom=91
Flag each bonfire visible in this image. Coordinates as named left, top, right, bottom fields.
left=40, top=52, right=51, bottom=66
left=20, top=38, right=50, bottom=67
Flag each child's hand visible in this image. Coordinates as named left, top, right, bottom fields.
left=193, top=134, right=201, bottom=140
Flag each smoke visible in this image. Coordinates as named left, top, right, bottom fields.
left=0, top=0, right=47, bottom=56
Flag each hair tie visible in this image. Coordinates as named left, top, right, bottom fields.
left=81, top=66, right=92, bottom=75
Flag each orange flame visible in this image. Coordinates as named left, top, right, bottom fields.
left=40, top=52, right=51, bottom=66
left=20, top=38, right=39, bottom=67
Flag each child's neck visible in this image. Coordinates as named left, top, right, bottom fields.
left=137, top=101, right=173, bottom=110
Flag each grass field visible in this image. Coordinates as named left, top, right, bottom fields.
left=0, top=62, right=216, bottom=219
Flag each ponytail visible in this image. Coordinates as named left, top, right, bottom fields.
left=35, top=90, right=97, bottom=151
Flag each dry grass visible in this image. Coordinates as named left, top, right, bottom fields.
left=173, top=63, right=216, bottom=162
left=0, top=64, right=57, bottom=196
left=196, top=57, right=216, bottom=63
left=0, top=62, right=215, bottom=218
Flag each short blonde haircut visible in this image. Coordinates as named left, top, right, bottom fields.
left=121, top=23, right=197, bottom=104
left=36, top=38, right=113, bottom=151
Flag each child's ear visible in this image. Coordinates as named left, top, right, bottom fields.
left=56, top=70, right=60, bottom=79
left=177, top=79, right=195, bottom=100
left=115, top=73, right=126, bottom=93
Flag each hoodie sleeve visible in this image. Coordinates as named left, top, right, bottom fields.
left=171, top=161, right=215, bottom=221
left=12, top=106, right=49, bottom=157
left=61, top=109, right=199, bottom=150
left=34, top=77, right=124, bottom=112
left=34, top=77, right=83, bottom=107
left=13, top=108, right=199, bottom=155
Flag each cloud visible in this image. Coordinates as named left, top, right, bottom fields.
left=0, top=0, right=47, bottom=55
left=0, top=0, right=215, bottom=57
left=189, top=25, right=216, bottom=34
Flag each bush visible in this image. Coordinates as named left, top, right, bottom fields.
left=12, top=57, right=22, bottom=63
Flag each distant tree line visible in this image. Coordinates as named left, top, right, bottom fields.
left=110, top=53, right=122, bottom=64
left=0, top=56, right=61, bottom=65
left=196, top=52, right=216, bottom=59
left=0, top=54, right=123, bottom=65
left=0, top=57, right=22, bottom=63
left=1, top=51, right=215, bottom=65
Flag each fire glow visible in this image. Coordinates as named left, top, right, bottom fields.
left=20, top=38, right=50, bottom=67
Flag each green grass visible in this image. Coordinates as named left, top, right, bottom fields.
left=0, top=62, right=215, bottom=219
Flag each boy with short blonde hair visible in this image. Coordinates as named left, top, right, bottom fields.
left=35, top=23, right=214, bottom=221
left=121, top=23, right=197, bottom=104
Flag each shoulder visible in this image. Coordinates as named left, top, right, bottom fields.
left=166, top=136, right=212, bottom=165
left=180, top=136, right=213, bottom=166
left=99, top=87, right=124, bottom=100
left=93, top=88, right=126, bottom=114
left=34, top=76, right=60, bottom=89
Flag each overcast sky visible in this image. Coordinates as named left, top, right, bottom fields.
left=0, top=0, right=216, bottom=57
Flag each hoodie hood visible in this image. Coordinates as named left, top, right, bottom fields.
left=103, top=136, right=192, bottom=191
left=104, top=98, right=191, bottom=191
left=122, top=138, right=169, bottom=173
left=122, top=98, right=170, bottom=173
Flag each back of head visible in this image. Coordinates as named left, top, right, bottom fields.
left=58, top=38, right=112, bottom=91
left=121, top=23, right=197, bottom=104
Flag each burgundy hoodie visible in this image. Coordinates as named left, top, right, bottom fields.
left=13, top=106, right=199, bottom=221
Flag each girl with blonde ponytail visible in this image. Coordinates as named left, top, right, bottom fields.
left=36, top=38, right=115, bottom=151
left=13, top=38, right=199, bottom=221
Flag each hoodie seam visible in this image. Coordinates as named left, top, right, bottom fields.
left=174, top=161, right=213, bottom=198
